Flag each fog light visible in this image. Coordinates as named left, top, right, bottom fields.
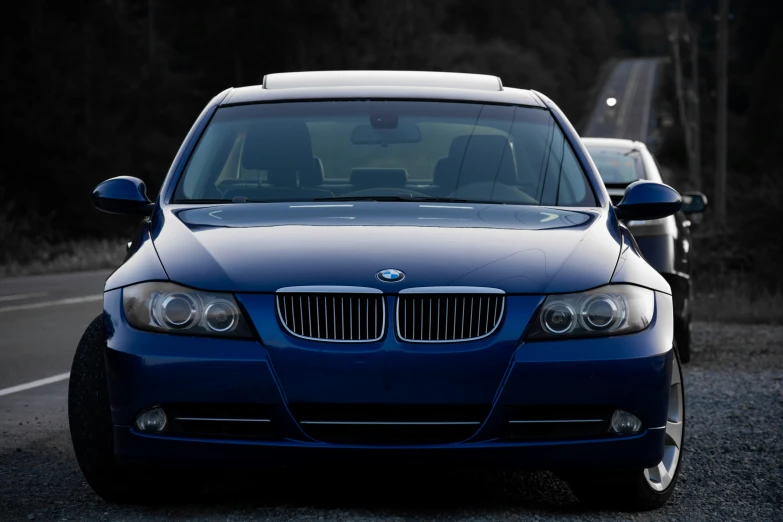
left=135, top=407, right=167, bottom=432
left=610, top=410, right=642, bottom=435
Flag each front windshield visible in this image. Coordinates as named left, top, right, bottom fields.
left=174, top=101, right=597, bottom=206
left=585, top=147, right=645, bottom=185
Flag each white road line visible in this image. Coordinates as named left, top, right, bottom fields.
left=0, top=372, right=70, bottom=397
left=0, top=292, right=48, bottom=303
left=0, top=294, right=102, bottom=313
left=616, top=61, right=642, bottom=134
left=640, top=59, right=658, bottom=143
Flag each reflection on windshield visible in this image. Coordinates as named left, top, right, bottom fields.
left=174, top=101, right=597, bottom=207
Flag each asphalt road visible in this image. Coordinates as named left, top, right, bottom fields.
left=1, top=314, right=781, bottom=521
left=0, top=270, right=110, bottom=391
left=582, top=58, right=660, bottom=143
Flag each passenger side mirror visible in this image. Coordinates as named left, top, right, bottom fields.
left=92, top=176, right=154, bottom=216
left=615, top=180, right=682, bottom=221
left=681, top=191, right=708, bottom=214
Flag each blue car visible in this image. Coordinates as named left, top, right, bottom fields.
left=69, top=71, right=686, bottom=510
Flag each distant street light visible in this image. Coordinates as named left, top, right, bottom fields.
left=606, top=97, right=617, bottom=107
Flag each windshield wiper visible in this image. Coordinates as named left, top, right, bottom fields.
left=313, top=195, right=494, bottom=204
left=173, top=199, right=232, bottom=204
left=174, top=196, right=271, bottom=204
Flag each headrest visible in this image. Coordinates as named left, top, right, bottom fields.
left=433, top=157, right=458, bottom=188
left=448, top=135, right=471, bottom=158
left=241, top=121, right=313, bottom=172
left=350, top=168, right=408, bottom=190
left=300, top=156, right=325, bottom=187
left=446, top=134, right=518, bottom=186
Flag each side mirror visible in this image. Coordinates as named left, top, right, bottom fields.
left=681, top=191, right=708, bottom=214
left=92, top=176, right=154, bottom=216
left=615, top=180, right=682, bottom=221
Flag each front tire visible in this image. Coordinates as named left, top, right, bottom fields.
left=68, top=315, right=189, bottom=504
left=565, top=347, right=685, bottom=511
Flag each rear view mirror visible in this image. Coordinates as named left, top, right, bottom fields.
left=681, top=191, right=708, bottom=214
left=351, top=122, right=422, bottom=145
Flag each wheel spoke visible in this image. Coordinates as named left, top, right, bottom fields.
left=666, top=420, right=683, bottom=448
left=657, top=461, right=672, bottom=489
left=670, top=359, right=682, bottom=386
left=644, top=350, right=684, bottom=492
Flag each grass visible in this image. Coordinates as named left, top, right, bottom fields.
left=693, top=279, right=783, bottom=325
left=0, top=238, right=126, bottom=278
left=0, top=198, right=127, bottom=278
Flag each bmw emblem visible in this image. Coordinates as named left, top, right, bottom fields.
left=376, top=268, right=405, bottom=283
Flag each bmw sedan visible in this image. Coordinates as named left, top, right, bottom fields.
left=582, top=138, right=707, bottom=362
left=69, top=71, right=686, bottom=510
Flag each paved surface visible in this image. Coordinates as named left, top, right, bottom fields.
left=1, top=319, right=781, bottom=520
left=0, top=270, right=109, bottom=390
left=582, top=58, right=661, bottom=143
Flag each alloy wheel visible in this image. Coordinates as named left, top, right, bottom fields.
left=643, top=354, right=683, bottom=491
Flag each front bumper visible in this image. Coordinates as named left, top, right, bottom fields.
left=103, top=288, right=675, bottom=471
left=114, top=426, right=664, bottom=471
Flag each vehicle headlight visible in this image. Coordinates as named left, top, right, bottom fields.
left=122, top=282, right=252, bottom=338
left=525, top=284, right=654, bottom=340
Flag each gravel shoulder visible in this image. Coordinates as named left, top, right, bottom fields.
left=1, top=321, right=781, bottom=521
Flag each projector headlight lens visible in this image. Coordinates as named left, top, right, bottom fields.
left=123, top=282, right=252, bottom=338
left=526, top=284, right=654, bottom=340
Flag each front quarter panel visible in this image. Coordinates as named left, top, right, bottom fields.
left=105, top=225, right=168, bottom=291
left=612, top=227, right=671, bottom=294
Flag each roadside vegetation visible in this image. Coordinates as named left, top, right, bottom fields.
left=0, top=201, right=126, bottom=278
left=0, top=238, right=125, bottom=278
left=694, top=276, right=783, bottom=325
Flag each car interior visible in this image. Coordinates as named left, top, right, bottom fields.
left=181, top=112, right=597, bottom=207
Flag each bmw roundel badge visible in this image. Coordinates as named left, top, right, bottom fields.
left=376, top=269, right=405, bottom=283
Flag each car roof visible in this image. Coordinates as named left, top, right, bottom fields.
left=263, top=70, right=503, bottom=90
left=581, top=137, right=648, bottom=151
left=220, top=70, right=545, bottom=107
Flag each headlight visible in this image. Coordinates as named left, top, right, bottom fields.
left=122, top=282, right=252, bottom=338
left=525, top=284, right=654, bottom=340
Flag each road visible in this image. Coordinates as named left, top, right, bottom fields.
left=1, top=270, right=782, bottom=522
left=582, top=58, right=661, bottom=144
left=1, top=303, right=781, bottom=519
left=0, top=270, right=109, bottom=392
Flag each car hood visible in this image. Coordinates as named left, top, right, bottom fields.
left=150, top=202, right=622, bottom=294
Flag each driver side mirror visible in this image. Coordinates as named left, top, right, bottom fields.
left=92, top=176, right=154, bottom=216
left=615, top=180, right=682, bottom=221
